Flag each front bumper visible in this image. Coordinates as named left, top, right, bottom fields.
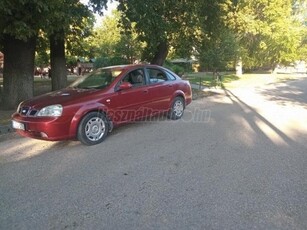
left=12, top=113, right=74, bottom=141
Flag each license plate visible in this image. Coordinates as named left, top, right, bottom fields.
left=12, top=120, right=25, bottom=130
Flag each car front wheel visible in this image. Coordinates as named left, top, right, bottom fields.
left=168, top=96, right=185, bottom=120
left=77, top=112, right=109, bottom=145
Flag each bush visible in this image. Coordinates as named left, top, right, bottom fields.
left=163, top=61, right=185, bottom=76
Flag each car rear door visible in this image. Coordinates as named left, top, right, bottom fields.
left=145, top=67, right=176, bottom=111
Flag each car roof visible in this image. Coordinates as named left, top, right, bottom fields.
left=101, top=64, right=162, bottom=71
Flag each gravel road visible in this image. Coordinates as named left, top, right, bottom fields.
left=1, top=76, right=307, bottom=230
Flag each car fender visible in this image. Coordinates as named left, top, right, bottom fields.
left=68, top=102, right=109, bottom=138
left=170, top=90, right=186, bottom=108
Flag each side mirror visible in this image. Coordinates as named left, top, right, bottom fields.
left=118, top=82, right=132, bottom=91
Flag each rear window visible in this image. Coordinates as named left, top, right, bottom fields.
left=147, top=68, right=175, bottom=84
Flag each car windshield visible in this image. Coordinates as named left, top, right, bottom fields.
left=70, top=69, right=122, bottom=89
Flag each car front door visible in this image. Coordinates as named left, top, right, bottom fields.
left=106, top=68, right=152, bottom=123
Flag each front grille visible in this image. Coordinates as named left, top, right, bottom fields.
left=19, top=107, right=38, bottom=116
left=29, top=110, right=38, bottom=116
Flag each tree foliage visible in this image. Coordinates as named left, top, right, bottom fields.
left=223, top=0, right=304, bottom=69
left=46, top=0, right=94, bottom=90
left=0, top=0, right=107, bottom=108
left=293, top=0, right=307, bottom=61
left=0, top=0, right=49, bottom=41
left=1, top=0, right=307, bottom=108
left=198, top=29, right=239, bottom=72
left=89, top=10, right=142, bottom=64
left=117, top=0, right=306, bottom=70
left=118, top=0, right=198, bottom=65
left=0, top=0, right=51, bottom=108
left=194, top=0, right=239, bottom=71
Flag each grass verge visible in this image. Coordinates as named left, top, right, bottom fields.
left=192, top=88, right=221, bottom=100
left=184, top=72, right=239, bottom=88
left=185, top=71, right=301, bottom=89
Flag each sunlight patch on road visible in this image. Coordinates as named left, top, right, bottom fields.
left=254, top=119, right=289, bottom=147
left=209, top=92, right=234, bottom=104
left=0, top=138, right=57, bottom=163
left=226, top=87, right=307, bottom=148
left=255, top=98, right=307, bottom=145
left=229, top=116, right=257, bottom=147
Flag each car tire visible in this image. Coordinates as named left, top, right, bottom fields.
left=168, top=96, right=185, bottom=120
left=77, top=112, right=109, bottom=145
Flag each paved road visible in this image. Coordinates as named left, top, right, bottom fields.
left=1, top=76, right=307, bottom=230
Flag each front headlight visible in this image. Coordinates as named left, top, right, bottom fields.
left=37, top=104, right=63, bottom=117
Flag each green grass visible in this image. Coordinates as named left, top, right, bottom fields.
left=222, top=74, right=240, bottom=83
left=184, top=72, right=212, bottom=86
left=184, top=72, right=239, bottom=88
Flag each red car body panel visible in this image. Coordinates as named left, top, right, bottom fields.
left=12, top=64, right=192, bottom=141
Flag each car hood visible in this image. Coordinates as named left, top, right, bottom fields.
left=22, top=88, right=101, bottom=108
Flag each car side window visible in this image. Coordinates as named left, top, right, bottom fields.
left=147, top=68, right=169, bottom=84
left=121, top=69, right=145, bottom=87
left=165, top=71, right=176, bottom=80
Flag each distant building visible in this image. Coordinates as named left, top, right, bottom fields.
left=275, top=61, right=306, bottom=74
left=77, top=58, right=95, bottom=75
left=170, top=58, right=198, bottom=72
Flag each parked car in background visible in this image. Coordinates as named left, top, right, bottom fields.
left=12, top=64, right=192, bottom=145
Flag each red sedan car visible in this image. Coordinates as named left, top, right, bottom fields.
left=12, top=64, right=192, bottom=145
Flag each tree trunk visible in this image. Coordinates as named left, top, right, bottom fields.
left=2, top=35, right=36, bottom=109
left=150, top=41, right=168, bottom=66
left=50, top=32, right=67, bottom=91
left=235, top=57, right=243, bottom=76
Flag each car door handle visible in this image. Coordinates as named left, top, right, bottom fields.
left=167, top=84, right=173, bottom=87
left=143, top=89, right=149, bottom=93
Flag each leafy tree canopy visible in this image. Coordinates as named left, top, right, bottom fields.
left=89, top=10, right=142, bottom=64
left=118, top=0, right=199, bottom=64
left=224, top=0, right=304, bottom=69
left=0, top=0, right=50, bottom=41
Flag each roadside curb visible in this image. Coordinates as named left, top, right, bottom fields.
left=0, top=124, right=14, bottom=135
left=190, top=83, right=207, bottom=90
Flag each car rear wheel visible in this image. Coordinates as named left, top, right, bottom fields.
left=168, top=96, right=185, bottom=120
left=78, top=112, right=109, bottom=145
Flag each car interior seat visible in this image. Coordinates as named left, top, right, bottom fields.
left=131, top=72, right=144, bottom=86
